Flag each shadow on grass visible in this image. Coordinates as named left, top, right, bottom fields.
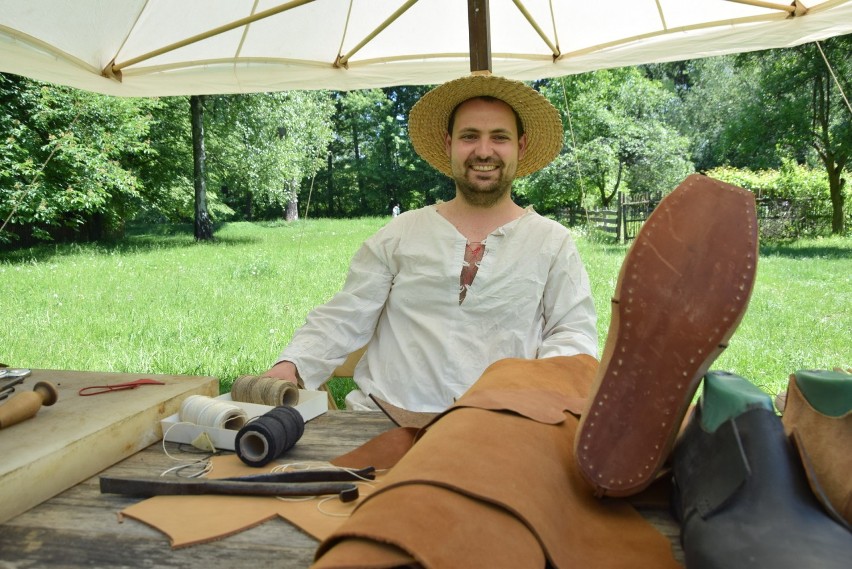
left=759, top=242, right=851, bottom=260
left=582, top=232, right=849, bottom=261
left=0, top=222, right=262, bottom=264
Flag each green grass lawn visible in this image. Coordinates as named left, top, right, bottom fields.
left=1, top=219, right=849, bottom=405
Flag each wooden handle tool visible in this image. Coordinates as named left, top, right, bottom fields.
left=0, top=381, right=59, bottom=429
left=99, top=476, right=361, bottom=503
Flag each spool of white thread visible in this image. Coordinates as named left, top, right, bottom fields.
left=179, top=395, right=248, bottom=430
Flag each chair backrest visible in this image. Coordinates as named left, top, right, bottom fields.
left=332, top=346, right=367, bottom=378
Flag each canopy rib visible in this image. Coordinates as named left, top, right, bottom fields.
left=654, top=0, right=668, bottom=29
left=725, top=0, right=799, bottom=14
left=111, top=9, right=814, bottom=78
left=512, top=0, right=560, bottom=59
left=0, top=24, right=97, bottom=73
left=107, top=0, right=316, bottom=76
left=235, top=0, right=264, bottom=58
left=557, top=12, right=791, bottom=61
left=335, top=0, right=419, bottom=68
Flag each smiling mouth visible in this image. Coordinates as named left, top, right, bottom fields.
left=469, top=162, right=501, bottom=173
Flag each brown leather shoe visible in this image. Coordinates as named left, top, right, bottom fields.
left=782, top=369, right=852, bottom=528
left=575, top=174, right=758, bottom=497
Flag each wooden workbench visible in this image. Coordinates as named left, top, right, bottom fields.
left=0, top=368, right=217, bottom=523
left=0, top=410, right=683, bottom=567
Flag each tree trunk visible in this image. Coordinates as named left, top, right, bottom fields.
left=190, top=95, right=213, bottom=241
left=828, top=164, right=846, bottom=234
left=353, top=125, right=364, bottom=213
left=326, top=150, right=336, bottom=216
left=285, top=180, right=299, bottom=221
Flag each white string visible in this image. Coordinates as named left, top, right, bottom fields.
left=316, top=495, right=358, bottom=517
left=560, top=76, right=586, bottom=206
left=179, top=394, right=247, bottom=430
left=815, top=40, right=852, bottom=116
left=159, top=420, right=216, bottom=477
left=268, top=461, right=379, bottom=510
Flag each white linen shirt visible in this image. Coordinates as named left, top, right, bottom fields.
left=278, top=205, right=597, bottom=412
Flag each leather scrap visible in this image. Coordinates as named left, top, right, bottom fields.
left=313, top=537, right=417, bottom=569
left=369, top=395, right=438, bottom=429
left=443, top=388, right=586, bottom=424
left=330, top=426, right=420, bottom=471
left=120, top=454, right=384, bottom=548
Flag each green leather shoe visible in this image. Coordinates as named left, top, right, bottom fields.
left=672, top=371, right=852, bottom=569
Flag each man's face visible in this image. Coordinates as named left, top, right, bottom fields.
left=444, top=98, right=527, bottom=207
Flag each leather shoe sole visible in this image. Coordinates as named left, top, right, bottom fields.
left=575, top=174, right=758, bottom=497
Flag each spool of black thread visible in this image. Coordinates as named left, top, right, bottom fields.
left=235, top=406, right=305, bottom=467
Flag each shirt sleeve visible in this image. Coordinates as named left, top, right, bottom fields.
left=537, top=232, right=598, bottom=359
left=276, top=231, right=395, bottom=389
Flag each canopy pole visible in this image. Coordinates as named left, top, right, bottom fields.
left=468, top=0, right=491, bottom=73
left=104, top=0, right=317, bottom=79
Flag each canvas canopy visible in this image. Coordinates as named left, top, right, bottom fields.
left=1, top=0, right=851, bottom=97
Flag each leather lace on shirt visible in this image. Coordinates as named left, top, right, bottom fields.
left=459, top=240, right=486, bottom=304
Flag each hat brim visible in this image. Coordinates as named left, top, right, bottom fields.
left=408, top=75, right=563, bottom=178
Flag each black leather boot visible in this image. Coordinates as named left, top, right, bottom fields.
left=672, top=371, right=851, bottom=569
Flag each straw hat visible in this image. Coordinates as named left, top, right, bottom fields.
left=408, top=74, right=563, bottom=178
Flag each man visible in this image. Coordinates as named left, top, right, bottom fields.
left=262, top=74, right=597, bottom=412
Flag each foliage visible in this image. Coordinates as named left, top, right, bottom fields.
left=523, top=68, right=693, bottom=212
left=651, top=56, right=759, bottom=172
left=3, top=35, right=851, bottom=242
left=0, top=76, right=339, bottom=241
left=0, top=74, right=158, bottom=242
left=131, top=96, right=196, bottom=223
left=706, top=160, right=831, bottom=200
left=707, top=161, right=847, bottom=239
left=310, top=86, right=451, bottom=218
left=204, top=91, right=334, bottom=220
left=698, top=37, right=850, bottom=233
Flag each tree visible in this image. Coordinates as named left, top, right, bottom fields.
left=132, top=96, right=195, bottom=224
left=312, top=85, right=450, bottom=218
left=731, top=38, right=851, bottom=234
left=0, top=73, right=158, bottom=243
left=319, top=89, right=394, bottom=216
left=650, top=56, right=757, bottom=172
left=529, top=69, right=692, bottom=212
left=204, top=91, right=334, bottom=221
left=666, top=38, right=852, bottom=234
left=190, top=95, right=213, bottom=241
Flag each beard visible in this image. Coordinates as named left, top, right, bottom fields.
left=453, top=159, right=514, bottom=207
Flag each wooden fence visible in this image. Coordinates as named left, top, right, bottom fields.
left=584, top=194, right=659, bottom=243
left=568, top=195, right=835, bottom=243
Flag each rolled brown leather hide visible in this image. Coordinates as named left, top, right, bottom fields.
left=314, top=355, right=681, bottom=569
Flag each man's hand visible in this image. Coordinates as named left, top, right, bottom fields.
left=262, top=361, right=301, bottom=386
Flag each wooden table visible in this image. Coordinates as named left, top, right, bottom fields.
left=0, top=411, right=684, bottom=567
